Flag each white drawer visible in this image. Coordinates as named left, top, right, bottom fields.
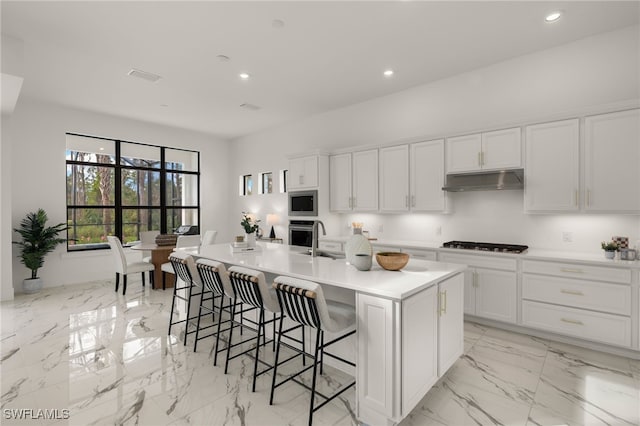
left=318, top=241, right=343, bottom=253
left=402, top=248, right=437, bottom=261
left=522, top=260, right=631, bottom=284
left=522, top=274, right=631, bottom=315
left=438, top=252, right=516, bottom=271
left=522, top=301, right=631, bottom=348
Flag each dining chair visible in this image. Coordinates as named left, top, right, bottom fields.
left=201, top=230, right=218, bottom=246
left=107, top=236, right=155, bottom=295
left=140, top=230, right=160, bottom=263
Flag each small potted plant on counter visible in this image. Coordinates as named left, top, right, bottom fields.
left=240, top=212, right=260, bottom=248
left=601, top=241, right=618, bottom=259
left=13, top=209, right=68, bottom=293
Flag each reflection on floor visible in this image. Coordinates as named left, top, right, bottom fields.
left=1, top=280, right=639, bottom=425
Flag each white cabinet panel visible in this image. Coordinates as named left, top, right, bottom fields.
left=584, top=109, right=640, bottom=213
left=474, top=268, right=517, bottom=323
left=524, top=119, right=580, bottom=212
left=481, top=128, right=522, bottom=170
left=438, top=273, right=464, bottom=376
left=522, top=300, right=632, bottom=348
left=380, top=145, right=409, bottom=212
left=329, top=153, right=352, bottom=212
left=522, top=260, right=632, bottom=284
left=410, top=140, right=446, bottom=212
left=401, top=285, right=437, bottom=415
left=446, top=133, right=481, bottom=173
left=353, top=150, right=378, bottom=211
left=288, top=155, right=318, bottom=190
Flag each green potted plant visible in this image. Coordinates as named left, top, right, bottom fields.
left=601, top=241, right=618, bottom=259
left=240, top=212, right=260, bottom=247
left=13, top=209, right=68, bottom=293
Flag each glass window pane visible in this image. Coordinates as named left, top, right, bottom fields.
left=66, top=134, right=116, bottom=164
left=166, top=173, right=198, bottom=206
left=121, top=170, right=161, bottom=206
left=120, top=142, right=161, bottom=168
left=66, top=165, right=115, bottom=206
left=121, top=208, right=161, bottom=245
left=165, top=148, right=198, bottom=172
left=260, top=172, right=273, bottom=194
left=67, top=208, right=115, bottom=250
left=243, top=175, right=253, bottom=196
left=166, top=208, right=198, bottom=233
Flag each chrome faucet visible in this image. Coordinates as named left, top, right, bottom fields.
left=311, top=220, right=326, bottom=257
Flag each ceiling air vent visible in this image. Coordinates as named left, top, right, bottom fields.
left=127, top=68, right=162, bottom=83
left=240, top=103, right=261, bottom=111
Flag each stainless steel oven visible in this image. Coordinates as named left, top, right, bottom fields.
left=288, top=220, right=314, bottom=247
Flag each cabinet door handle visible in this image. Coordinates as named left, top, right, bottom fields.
left=560, top=268, right=584, bottom=274
left=299, top=175, right=304, bottom=185
left=574, top=190, right=578, bottom=207
left=586, top=189, right=591, bottom=207
left=353, top=197, right=357, bottom=208
left=481, top=151, right=485, bottom=166
left=411, top=195, right=416, bottom=207
left=405, top=195, right=409, bottom=208
left=561, top=318, right=583, bottom=326
left=560, top=289, right=584, bottom=296
left=477, top=152, right=482, bottom=166
left=439, top=290, right=447, bottom=316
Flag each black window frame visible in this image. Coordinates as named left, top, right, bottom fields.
left=65, top=132, right=200, bottom=251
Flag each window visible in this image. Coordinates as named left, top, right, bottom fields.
left=279, top=169, right=288, bottom=193
left=259, top=172, right=273, bottom=194
left=66, top=133, right=200, bottom=251
left=240, top=174, right=253, bottom=196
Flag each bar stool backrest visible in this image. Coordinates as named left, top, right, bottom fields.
left=195, top=258, right=233, bottom=297
left=169, top=251, right=197, bottom=285
left=227, top=266, right=280, bottom=313
left=273, top=281, right=321, bottom=330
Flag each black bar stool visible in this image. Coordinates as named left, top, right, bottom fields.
left=167, top=251, right=202, bottom=346
left=270, top=275, right=356, bottom=426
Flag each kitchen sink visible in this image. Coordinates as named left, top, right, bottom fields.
left=298, top=250, right=346, bottom=260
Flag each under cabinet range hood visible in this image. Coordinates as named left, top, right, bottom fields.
left=442, top=169, right=524, bottom=192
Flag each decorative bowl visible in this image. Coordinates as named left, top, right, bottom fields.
left=375, top=252, right=409, bottom=271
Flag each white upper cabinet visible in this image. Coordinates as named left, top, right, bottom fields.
left=329, top=153, right=352, bottom=212
left=525, top=119, right=580, bottom=212
left=411, top=140, right=446, bottom=212
left=288, top=155, right=318, bottom=190
left=446, top=128, right=521, bottom=173
left=584, top=109, right=640, bottom=213
left=353, top=150, right=378, bottom=211
left=330, top=150, right=378, bottom=212
left=379, top=145, right=409, bottom=212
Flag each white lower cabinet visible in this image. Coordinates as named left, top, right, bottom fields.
left=439, top=253, right=517, bottom=324
left=437, top=273, right=464, bottom=376
left=521, top=259, right=633, bottom=348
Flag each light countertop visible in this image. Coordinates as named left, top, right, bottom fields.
left=191, top=243, right=466, bottom=300
left=319, top=236, right=640, bottom=269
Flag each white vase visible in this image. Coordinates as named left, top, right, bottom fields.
left=245, top=233, right=256, bottom=248
left=23, top=277, right=43, bottom=294
left=604, top=250, right=615, bottom=259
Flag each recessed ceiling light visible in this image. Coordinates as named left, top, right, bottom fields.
left=239, top=72, right=251, bottom=80
left=217, top=55, right=230, bottom=62
left=383, top=69, right=394, bottom=77
left=545, top=11, right=562, bottom=22
left=99, top=147, right=105, bottom=151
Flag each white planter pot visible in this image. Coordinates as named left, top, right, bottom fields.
left=245, top=233, right=256, bottom=248
left=23, top=277, right=43, bottom=294
left=604, top=250, right=616, bottom=259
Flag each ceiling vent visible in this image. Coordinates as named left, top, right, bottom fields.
left=240, top=103, right=261, bottom=111
left=127, top=68, right=162, bottom=83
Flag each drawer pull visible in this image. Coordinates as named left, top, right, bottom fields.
left=439, top=290, right=447, bottom=316
left=560, top=289, right=584, bottom=296
left=560, top=318, right=583, bottom=325
left=560, top=268, right=584, bottom=274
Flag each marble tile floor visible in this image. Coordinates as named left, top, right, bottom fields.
left=1, top=280, right=639, bottom=426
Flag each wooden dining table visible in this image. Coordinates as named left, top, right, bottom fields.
left=130, top=243, right=175, bottom=289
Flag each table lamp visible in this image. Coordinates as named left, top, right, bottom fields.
left=267, top=214, right=280, bottom=239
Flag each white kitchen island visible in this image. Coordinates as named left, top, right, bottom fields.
left=191, top=242, right=466, bottom=425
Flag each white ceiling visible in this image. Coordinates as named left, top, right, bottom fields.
left=2, top=1, right=639, bottom=140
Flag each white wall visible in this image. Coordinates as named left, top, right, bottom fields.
left=5, top=98, right=231, bottom=298
left=230, top=26, right=640, bottom=253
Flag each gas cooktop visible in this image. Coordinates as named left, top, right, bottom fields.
left=442, top=240, right=529, bottom=254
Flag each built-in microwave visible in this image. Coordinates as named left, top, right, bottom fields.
left=288, top=190, right=318, bottom=217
